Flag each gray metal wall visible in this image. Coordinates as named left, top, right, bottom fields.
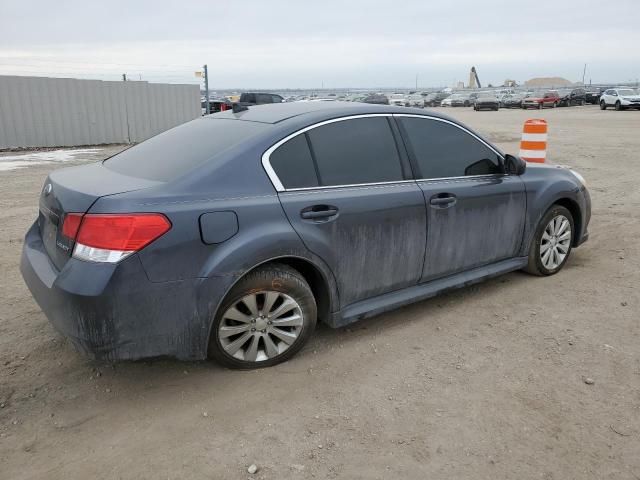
left=0, top=75, right=201, bottom=149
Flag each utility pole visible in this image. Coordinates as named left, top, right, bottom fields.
left=582, top=63, right=587, bottom=85
left=203, top=64, right=210, bottom=115
left=415, top=73, right=418, bottom=91
left=122, top=73, right=127, bottom=81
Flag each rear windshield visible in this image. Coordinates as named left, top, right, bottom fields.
left=104, top=119, right=268, bottom=181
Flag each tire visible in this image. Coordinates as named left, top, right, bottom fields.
left=580, top=100, right=585, bottom=106
left=538, top=102, right=543, bottom=109
left=524, top=205, right=574, bottom=276
left=208, top=263, right=317, bottom=369
left=615, top=101, right=622, bottom=111
left=600, top=101, right=606, bottom=110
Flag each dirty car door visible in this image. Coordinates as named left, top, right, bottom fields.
left=396, top=115, right=526, bottom=282
left=267, top=116, right=426, bottom=307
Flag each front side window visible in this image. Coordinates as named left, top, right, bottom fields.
left=306, top=117, right=404, bottom=186
left=398, top=117, right=502, bottom=179
left=256, top=94, right=273, bottom=104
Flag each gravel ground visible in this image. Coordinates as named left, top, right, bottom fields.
left=0, top=106, right=639, bottom=480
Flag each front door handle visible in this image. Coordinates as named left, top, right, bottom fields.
left=300, top=205, right=339, bottom=220
left=429, top=194, right=457, bottom=207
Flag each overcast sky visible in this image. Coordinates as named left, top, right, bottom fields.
left=1, top=0, right=638, bottom=89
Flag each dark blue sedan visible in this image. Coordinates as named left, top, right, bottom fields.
left=21, top=102, right=591, bottom=368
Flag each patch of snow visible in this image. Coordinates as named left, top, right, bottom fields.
left=0, top=148, right=104, bottom=172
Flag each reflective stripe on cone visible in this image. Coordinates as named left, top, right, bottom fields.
left=519, top=119, right=547, bottom=163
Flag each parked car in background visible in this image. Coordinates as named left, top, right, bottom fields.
left=238, top=92, right=284, bottom=106
left=600, top=88, right=640, bottom=110
left=585, top=87, right=607, bottom=105
left=424, top=92, right=450, bottom=107
left=449, top=93, right=473, bottom=107
left=388, top=93, right=408, bottom=107
left=406, top=94, right=425, bottom=108
left=522, top=91, right=561, bottom=109
left=559, top=88, right=586, bottom=107
left=20, top=102, right=591, bottom=368
left=473, top=93, right=500, bottom=111
left=361, top=93, right=389, bottom=105
left=501, top=93, right=525, bottom=108
left=201, top=98, right=233, bottom=115
left=440, top=96, right=453, bottom=107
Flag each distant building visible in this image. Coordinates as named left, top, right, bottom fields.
left=503, top=79, right=517, bottom=87
left=525, top=77, right=573, bottom=88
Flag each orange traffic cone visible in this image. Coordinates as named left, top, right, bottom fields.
left=519, top=119, right=547, bottom=163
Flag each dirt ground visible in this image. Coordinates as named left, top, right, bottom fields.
left=1, top=106, right=639, bottom=480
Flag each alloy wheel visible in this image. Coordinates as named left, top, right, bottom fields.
left=540, top=215, right=572, bottom=270
left=218, top=291, right=304, bottom=362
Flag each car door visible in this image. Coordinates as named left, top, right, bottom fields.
left=603, top=90, right=613, bottom=105
left=396, top=114, right=526, bottom=282
left=266, top=115, right=426, bottom=307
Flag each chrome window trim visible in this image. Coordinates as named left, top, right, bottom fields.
left=279, top=179, right=417, bottom=193
left=392, top=113, right=505, bottom=162
left=261, top=113, right=504, bottom=193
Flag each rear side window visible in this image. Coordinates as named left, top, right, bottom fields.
left=104, top=119, right=268, bottom=181
left=269, top=134, right=319, bottom=189
left=306, top=117, right=403, bottom=186
left=257, top=94, right=272, bottom=104
left=398, top=117, right=502, bottom=179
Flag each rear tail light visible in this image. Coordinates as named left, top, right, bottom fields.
left=61, top=213, right=83, bottom=239
left=61, top=213, right=171, bottom=263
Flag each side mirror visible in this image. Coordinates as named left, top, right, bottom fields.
left=504, top=154, right=527, bottom=175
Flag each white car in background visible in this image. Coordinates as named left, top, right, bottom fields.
left=405, top=94, right=425, bottom=108
left=388, top=93, right=408, bottom=107
left=440, top=96, right=453, bottom=107
left=600, top=88, right=640, bottom=110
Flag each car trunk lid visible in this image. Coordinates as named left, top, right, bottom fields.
left=38, top=162, right=162, bottom=270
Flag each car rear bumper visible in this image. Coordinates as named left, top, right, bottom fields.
left=20, top=221, right=221, bottom=361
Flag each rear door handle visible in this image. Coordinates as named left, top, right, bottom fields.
left=300, top=205, right=339, bottom=220
left=429, top=194, right=457, bottom=207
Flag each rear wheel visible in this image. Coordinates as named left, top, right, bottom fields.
left=525, top=205, right=574, bottom=276
left=209, top=264, right=317, bottom=369
left=615, top=101, right=622, bottom=111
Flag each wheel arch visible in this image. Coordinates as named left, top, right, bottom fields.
left=552, top=197, right=582, bottom=247
left=212, top=254, right=337, bottom=325
left=203, top=254, right=339, bottom=359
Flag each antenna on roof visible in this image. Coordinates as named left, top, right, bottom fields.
left=232, top=103, right=249, bottom=113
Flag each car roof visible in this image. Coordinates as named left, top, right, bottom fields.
left=206, top=101, right=454, bottom=125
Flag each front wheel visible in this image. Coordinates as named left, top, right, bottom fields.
left=600, top=101, right=606, bottom=110
left=209, top=264, right=317, bottom=369
left=615, top=101, right=622, bottom=111
left=525, top=205, right=574, bottom=276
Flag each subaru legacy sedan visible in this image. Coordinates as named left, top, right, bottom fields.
left=21, top=102, right=591, bottom=368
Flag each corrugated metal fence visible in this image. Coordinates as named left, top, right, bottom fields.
left=0, top=75, right=201, bottom=149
